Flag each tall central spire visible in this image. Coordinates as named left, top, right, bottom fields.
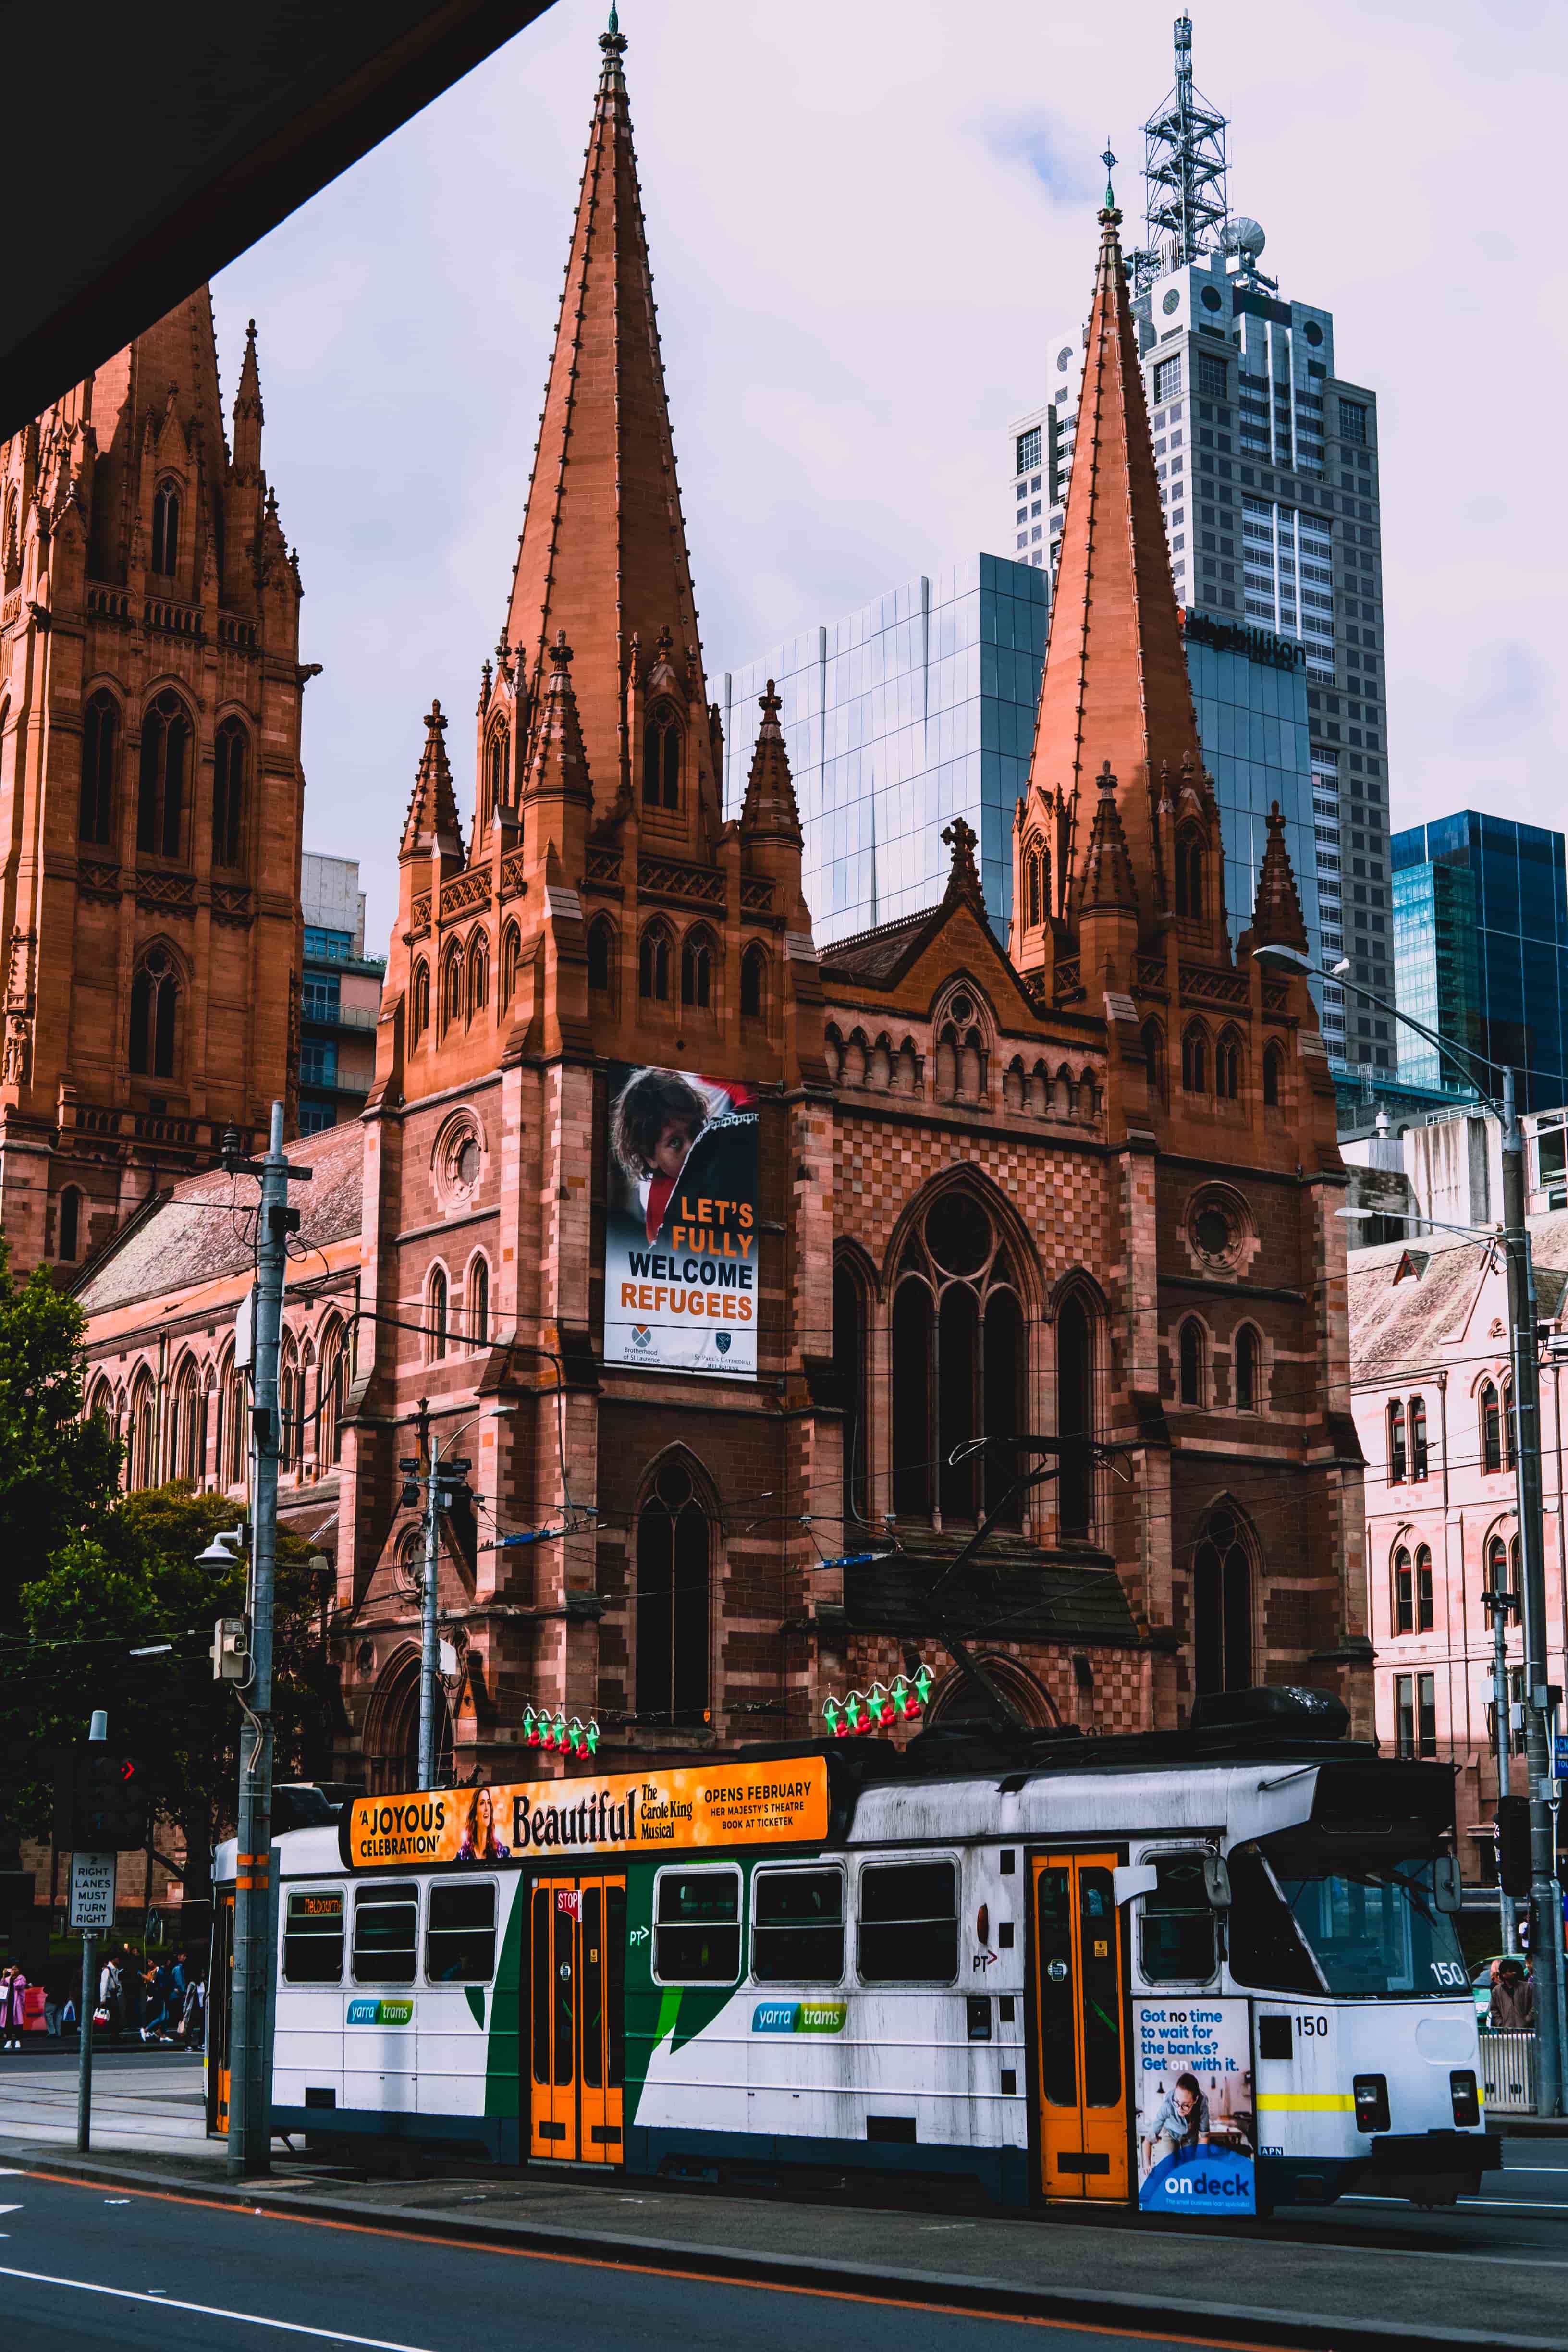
left=503, top=13, right=707, bottom=808
left=1025, top=189, right=1206, bottom=927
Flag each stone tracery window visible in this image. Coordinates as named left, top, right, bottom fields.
left=1192, top=1505, right=1254, bottom=1694
left=129, top=946, right=179, bottom=1078
left=642, top=700, right=682, bottom=809
left=680, top=924, right=713, bottom=1009
left=636, top=1458, right=709, bottom=1721
left=1174, top=826, right=1204, bottom=919
left=891, top=1189, right=1025, bottom=1526
left=151, top=480, right=181, bottom=577
left=79, top=691, right=119, bottom=846
left=137, top=688, right=192, bottom=858
left=213, top=717, right=248, bottom=867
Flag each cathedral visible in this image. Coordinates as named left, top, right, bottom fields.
left=66, top=18, right=1368, bottom=1792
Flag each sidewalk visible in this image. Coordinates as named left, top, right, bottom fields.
left=0, top=2073, right=1562, bottom=2352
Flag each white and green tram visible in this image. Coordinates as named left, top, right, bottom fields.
left=211, top=1688, right=1499, bottom=2217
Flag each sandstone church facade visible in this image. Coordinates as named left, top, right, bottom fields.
left=69, top=19, right=1369, bottom=1793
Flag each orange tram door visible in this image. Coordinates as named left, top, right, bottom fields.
left=529, top=1876, right=626, bottom=2163
left=1030, top=1852, right=1130, bottom=2203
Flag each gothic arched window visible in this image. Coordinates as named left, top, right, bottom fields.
left=151, top=480, right=181, bottom=577
left=1480, top=1380, right=1501, bottom=1475
left=741, top=942, right=766, bottom=1020
left=636, top=1459, right=709, bottom=1721
left=680, top=925, right=712, bottom=1009
left=1235, top=1323, right=1261, bottom=1412
left=1179, top=1317, right=1205, bottom=1407
left=468, top=1253, right=490, bottom=1350
left=1503, top=1376, right=1517, bottom=1469
left=318, top=1328, right=345, bottom=1466
left=79, top=691, right=119, bottom=846
left=137, top=688, right=192, bottom=858
left=1174, top=826, right=1204, bottom=919
left=58, top=1185, right=82, bottom=1263
left=587, top=916, right=613, bottom=993
left=832, top=1260, right=868, bottom=1527
left=486, top=726, right=509, bottom=822
left=1395, top=1544, right=1413, bottom=1634
left=442, top=943, right=464, bottom=1029
left=890, top=1190, right=1027, bottom=1528
left=427, top=1266, right=448, bottom=1363
left=1215, top=1028, right=1241, bottom=1101
left=128, top=1372, right=156, bottom=1491
left=642, top=700, right=682, bottom=809
left=500, top=924, right=522, bottom=1009
left=1025, top=846, right=1043, bottom=929
left=411, top=960, right=430, bottom=1044
left=1056, top=1286, right=1096, bottom=1538
left=1262, top=1040, right=1284, bottom=1107
left=220, top=1359, right=246, bottom=1490
left=638, top=921, right=671, bottom=1002
left=129, top=947, right=178, bottom=1078
left=212, top=717, right=247, bottom=867
left=1181, top=1022, right=1208, bottom=1095
left=1193, top=1505, right=1253, bottom=1695
left=1410, top=1394, right=1428, bottom=1481
left=1416, top=1541, right=1434, bottom=1631
left=172, top=1358, right=202, bottom=1483
left=468, top=932, right=489, bottom=1018
left=1141, top=1018, right=1164, bottom=1096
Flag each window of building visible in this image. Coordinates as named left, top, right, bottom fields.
left=79, top=691, right=118, bottom=846
left=638, top=922, right=671, bottom=1002
left=740, top=942, right=766, bottom=1020
left=832, top=1261, right=868, bottom=1528
left=1339, top=401, right=1368, bottom=445
left=1196, top=352, right=1228, bottom=399
left=304, top=926, right=352, bottom=963
left=1417, top=1543, right=1434, bottom=1633
left=129, top=947, right=178, bottom=1078
left=1504, top=1377, right=1517, bottom=1469
left=411, top=960, right=430, bottom=1044
left=587, top=916, right=613, bottom=992
left=654, top=1868, right=739, bottom=1984
left=1480, top=1380, right=1502, bottom=1474
left=1396, top=1671, right=1437, bottom=1758
left=137, top=689, right=192, bottom=858
left=857, top=1860, right=958, bottom=1984
left=889, top=1191, right=1025, bottom=1526
left=500, top=925, right=522, bottom=1010
left=1179, top=1318, right=1205, bottom=1407
left=467, top=1254, right=490, bottom=1349
left=442, top=945, right=464, bottom=1029
left=212, top=718, right=247, bottom=866
left=1153, top=356, right=1183, bottom=404
left=1174, top=830, right=1204, bottom=919
left=1193, top=1506, right=1253, bottom=1694
left=1181, top=1023, right=1207, bottom=1093
left=680, top=926, right=712, bottom=1009
left=486, top=726, right=510, bottom=822
left=299, top=1039, right=337, bottom=1088
left=468, top=932, right=489, bottom=1017
left=151, top=480, right=181, bottom=577
left=642, top=701, right=682, bottom=809
left=1410, top=1394, right=1428, bottom=1481
left=636, top=1460, right=709, bottom=1722
left=1215, top=1029, right=1241, bottom=1100
left=1235, top=1323, right=1260, bottom=1412
left=1057, top=1287, right=1096, bottom=1538
left=1016, top=427, right=1041, bottom=474
left=752, top=1868, right=844, bottom=1983
left=427, top=1266, right=448, bottom=1362
left=58, top=1185, right=82, bottom=1263
left=302, top=974, right=340, bottom=1024
left=1262, top=1041, right=1284, bottom=1106
left=1395, top=1545, right=1413, bottom=1634
left=1387, top=1399, right=1407, bottom=1484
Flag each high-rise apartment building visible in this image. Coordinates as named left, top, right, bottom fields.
left=723, top=557, right=1048, bottom=943
left=1392, top=813, right=1568, bottom=1111
left=1008, top=16, right=1394, bottom=1073
left=298, top=854, right=384, bottom=1135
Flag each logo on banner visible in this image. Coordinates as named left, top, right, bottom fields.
left=348, top=1999, right=413, bottom=2027
left=752, top=2000, right=847, bottom=2035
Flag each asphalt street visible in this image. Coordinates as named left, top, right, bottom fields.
left=0, top=2168, right=1248, bottom=2352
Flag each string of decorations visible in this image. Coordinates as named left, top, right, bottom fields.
left=821, top=1665, right=935, bottom=1738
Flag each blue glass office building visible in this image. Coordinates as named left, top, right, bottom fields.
left=724, top=556, right=1320, bottom=969
left=1392, top=813, right=1568, bottom=1110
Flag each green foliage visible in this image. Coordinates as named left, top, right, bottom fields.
left=0, top=1234, right=121, bottom=1637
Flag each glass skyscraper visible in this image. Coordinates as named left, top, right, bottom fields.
left=725, top=559, right=1321, bottom=969
left=721, top=557, right=1047, bottom=944
left=1391, top=813, right=1568, bottom=1110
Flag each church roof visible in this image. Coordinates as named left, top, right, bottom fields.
left=1028, top=192, right=1203, bottom=914
left=502, top=15, right=706, bottom=810
left=75, top=1120, right=363, bottom=1318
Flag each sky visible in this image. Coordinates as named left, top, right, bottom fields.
left=211, top=0, right=1568, bottom=954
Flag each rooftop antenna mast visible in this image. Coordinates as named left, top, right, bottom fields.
left=1141, top=14, right=1230, bottom=273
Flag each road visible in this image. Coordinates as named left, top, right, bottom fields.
left=0, top=2168, right=1245, bottom=2352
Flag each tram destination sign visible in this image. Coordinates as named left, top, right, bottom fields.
left=347, top=1758, right=830, bottom=1870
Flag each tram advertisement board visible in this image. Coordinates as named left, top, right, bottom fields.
left=603, top=1062, right=759, bottom=1379
left=1133, top=1998, right=1257, bottom=2217
left=348, top=1758, right=828, bottom=1870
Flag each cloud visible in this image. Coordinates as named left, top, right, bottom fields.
left=212, top=0, right=1568, bottom=947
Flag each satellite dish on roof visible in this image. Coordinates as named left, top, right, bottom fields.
left=1224, top=216, right=1266, bottom=261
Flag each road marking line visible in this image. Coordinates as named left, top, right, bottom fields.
left=0, top=2267, right=440, bottom=2351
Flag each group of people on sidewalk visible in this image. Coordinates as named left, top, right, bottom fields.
left=1487, top=1955, right=1536, bottom=2033
left=0, top=1948, right=205, bottom=2048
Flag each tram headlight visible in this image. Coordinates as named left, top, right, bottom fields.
left=1450, top=2069, right=1481, bottom=2127
left=1352, top=2074, right=1390, bottom=2135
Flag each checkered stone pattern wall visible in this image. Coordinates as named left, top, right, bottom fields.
left=833, top=1111, right=1115, bottom=1286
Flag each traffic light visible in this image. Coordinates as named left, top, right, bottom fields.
left=72, top=1749, right=148, bottom=1850
left=1497, top=1794, right=1531, bottom=1897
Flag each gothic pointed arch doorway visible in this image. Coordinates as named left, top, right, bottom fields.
left=365, top=1644, right=453, bottom=1794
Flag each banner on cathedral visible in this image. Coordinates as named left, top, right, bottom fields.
left=603, top=1064, right=759, bottom=1379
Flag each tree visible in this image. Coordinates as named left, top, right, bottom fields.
left=0, top=1236, right=121, bottom=1639
left=12, top=1486, right=340, bottom=1906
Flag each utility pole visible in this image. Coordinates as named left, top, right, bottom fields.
left=1501, top=1067, right=1565, bottom=2113
left=399, top=1408, right=476, bottom=1790
left=1483, top=1565, right=1519, bottom=1954
left=220, top=1103, right=310, bottom=2180
left=75, top=1707, right=107, bottom=2152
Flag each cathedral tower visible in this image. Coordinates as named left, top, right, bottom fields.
left=0, top=293, right=307, bottom=1275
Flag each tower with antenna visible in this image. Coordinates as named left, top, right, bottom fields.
left=1138, top=14, right=1229, bottom=277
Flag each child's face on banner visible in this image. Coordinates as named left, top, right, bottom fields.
left=651, top=1112, right=699, bottom=1178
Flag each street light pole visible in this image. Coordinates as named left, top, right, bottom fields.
left=402, top=1405, right=484, bottom=1791
left=1261, top=944, right=1566, bottom=2109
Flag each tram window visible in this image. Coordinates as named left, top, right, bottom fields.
left=858, top=1860, right=958, bottom=1983
left=654, top=1868, right=741, bottom=1983
left=753, top=1868, right=845, bottom=1982
left=1225, top=1846, right=1323, bottom=1997
left=283, top=1888, right=344, bottom=1984
left=353, top=1882, right=419, bottom=1985
left=1139, top=1853, right=1217, bottom=1984
left=426, top=1881, right=496, bottom=1982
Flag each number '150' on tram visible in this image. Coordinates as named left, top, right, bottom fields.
left=209, top=1684, right=1498, bottom=2217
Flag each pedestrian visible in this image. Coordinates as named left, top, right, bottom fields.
left=98, top=1948, right=122, bottom=2036
left=0, top=1960, right=28, bottom=2051
left=43, top=1967, right=64, bottom=2041
left=176, top=1971, right=202, bottom=2048
left=1489, top=1956, right=1536, bottom=2033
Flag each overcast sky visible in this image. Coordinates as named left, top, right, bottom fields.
left=212, top=0, right=1567, bottom=952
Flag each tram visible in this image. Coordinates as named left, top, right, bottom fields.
left=210, top=1686, right=1498, bottom=2217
